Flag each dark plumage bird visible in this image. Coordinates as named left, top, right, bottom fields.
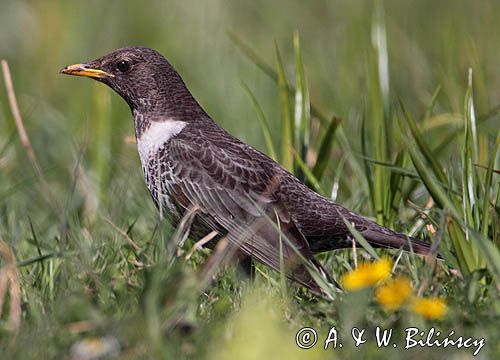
left=61, top=46, right=432, bottom=292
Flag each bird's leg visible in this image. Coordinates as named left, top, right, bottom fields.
left=185, top=230, right=218, bottom=260
left=171, top=205, right=200, bottom=256
left=196, top=237, right=234, bottom=290
left=195, top=239, right=255, bottom=290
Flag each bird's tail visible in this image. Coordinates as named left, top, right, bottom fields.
left=361, top=227, right=434, bottom=256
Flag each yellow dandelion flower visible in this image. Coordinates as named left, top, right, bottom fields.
left=375, top=277, right=413, bottom=310
left=411, top=297, right=447, bottom=320
left=342, top=257, right=392, bottom=291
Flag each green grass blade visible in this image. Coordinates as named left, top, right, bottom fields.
left=424, top=84, right=442, bottom=121
left=229, top=32, right=331, bottom=126
left=360, top=156, right=417, bottom=178
left=337, top=125, right=370, bottom=196
left=227, top=31, right=276, bottom=82
left=359, top=155, right=461, bottom=194
left=432, top=106, right=500, bottom=155
left=462, top=74, right=481, bottom=265
left=275, top=210, right=288, bottom=296
left=341, top=217, right=380, bottom=260
left=406, top=137, right=480, bottom=274
left=469, top=230, right=500, bottom=279
left=293, top=151, right=325, bottom=195
left=371, top=0, right=390, bottom=112
left=312, top=116, right=341, bottom=181
left=494, top=185, right=500, bottom=246
left=367, top=14, right=390, bottom=225
left=462, top=84, right=477, bottom=225
left=330, top=155, right=347, bottom=202
left=366, top=57, right=387, bottom=225
left=275, top=42, right=294, bottom=171
left=293, top=31, right=310, bottom=168
left=447, top=221, right=474, bottom=275
left=406, top=139, right=461, bottom=219
left=481, top=134, right=500, bottom=237
left=360, top=108, right=375, bottom=211
left=240, top=82, right=278, bottom=160
left=400, top=100, right=447, bottom=183
left=386, top=150, right=407, bottom=227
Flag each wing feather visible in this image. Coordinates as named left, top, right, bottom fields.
left=165, top=128, right=330, bottom=290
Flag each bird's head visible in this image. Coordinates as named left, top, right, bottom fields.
left=61, top=46, right=198, bottom=116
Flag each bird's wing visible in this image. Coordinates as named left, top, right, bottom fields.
left=165, top=126, right=330, bottom=291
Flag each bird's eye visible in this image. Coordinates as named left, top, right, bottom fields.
left=116, top=60, right=131, bottom=73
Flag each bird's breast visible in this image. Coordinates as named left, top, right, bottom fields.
left=135, top=119, right=187, bottom=220
left=135, top=119, right=187, bottom=167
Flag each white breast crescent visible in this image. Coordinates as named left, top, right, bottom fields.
left=136, top=120, right=187, bottom=166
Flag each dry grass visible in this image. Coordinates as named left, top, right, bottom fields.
left=0, top=237, right=21, bottom=337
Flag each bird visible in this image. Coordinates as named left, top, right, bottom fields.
left=61, top=46, right=433, bottom=293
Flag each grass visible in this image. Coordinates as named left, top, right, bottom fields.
left=0, top=0, right=499, bottom=358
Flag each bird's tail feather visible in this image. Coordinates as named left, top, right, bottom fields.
left=362, top=228, right=434, bottom=256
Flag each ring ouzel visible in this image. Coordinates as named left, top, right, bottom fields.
left=61, top=46, right=433, bottom=292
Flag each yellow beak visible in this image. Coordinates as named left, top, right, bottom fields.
left=60, top=64, right=114, bottom=79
